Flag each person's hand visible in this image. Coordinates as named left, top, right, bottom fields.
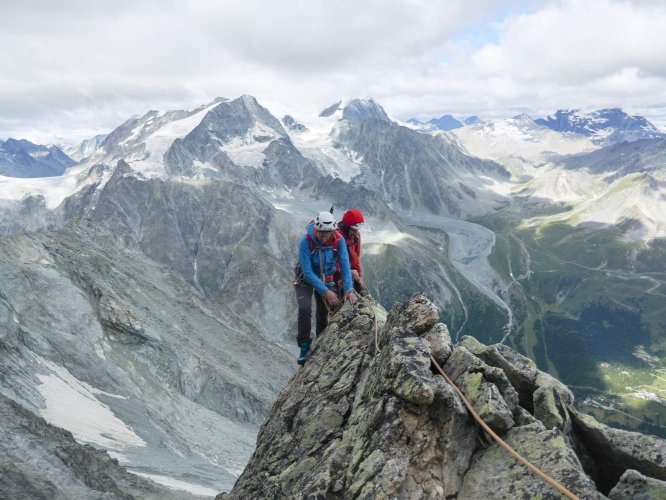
left=346, top=290, right=358, bottom=305
left=351, top=270, right=363, bottom=285
left=324, top=290, right=340, bottom=306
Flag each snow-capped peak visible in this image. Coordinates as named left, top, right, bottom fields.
left=535, top=108, right=664, bottom=146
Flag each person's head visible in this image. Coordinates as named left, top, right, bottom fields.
left=341, top=209, right=364, bottom=236
left=314, top=211, right=336, bottom=242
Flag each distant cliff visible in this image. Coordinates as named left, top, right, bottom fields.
left=222, top=294, right=666, bottom=499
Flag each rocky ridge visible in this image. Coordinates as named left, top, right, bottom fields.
left=224, top=294, right=666, bottom=499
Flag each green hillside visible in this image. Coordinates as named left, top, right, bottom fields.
left=477, top=213, right=666, bottom=438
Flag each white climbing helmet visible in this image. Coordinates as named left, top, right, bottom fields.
left=314, top=211, right=337, bottom=232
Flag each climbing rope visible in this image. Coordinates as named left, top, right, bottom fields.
left=373, top=306, right=380, bottom=353
left=429, top=355, right=579, bottom=500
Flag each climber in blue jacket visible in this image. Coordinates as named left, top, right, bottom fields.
left=294, top=211, right=357, bottom=365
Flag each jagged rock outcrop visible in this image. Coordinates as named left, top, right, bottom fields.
left=224, top=294, right=666, bottom=499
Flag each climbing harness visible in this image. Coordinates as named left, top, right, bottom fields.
left=429, top=355, right=579, bottom=500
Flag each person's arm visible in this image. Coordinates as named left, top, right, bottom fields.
left=336, top=237, right=353, bottom=294
left=298, top=237, right=328, bottom=295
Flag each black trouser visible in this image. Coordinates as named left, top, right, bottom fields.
left=296, top=283, right=337, bottom=344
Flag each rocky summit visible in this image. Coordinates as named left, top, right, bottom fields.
left=222, top=294, right=666, bottom=499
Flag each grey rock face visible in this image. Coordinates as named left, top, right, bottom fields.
left=333, top=100, right=509, bottom=217
left=458, top=335, right=574, bottom=431
left=282, top=115, right=307, bottom=132
left=459, top=421, right=601, bottom=500
left=571, top=409, right=666, bottom=494
left=342, top=98, right=391, bottom=123
left=559, top=137, right=666, bottom=182
left=163, top=96, right=324, bottom=189
left=90, top=163, right=300, bottom=342
left=259, top=137, right=321, bottom=188
left=226, top=294, right=666, bottom=499
left=608, top=469, right=666, bottom=499
left=319, top=100, right=342, bottom=117
left=0, top=392, right=186, bottom=500
left=229, top=294, right=479, bottom=499
left=0, top=219, right=295, bottom=493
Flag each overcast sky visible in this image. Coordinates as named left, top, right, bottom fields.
left=2, top=0, right=666, bottom=144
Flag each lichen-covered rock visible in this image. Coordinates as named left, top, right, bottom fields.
left=422, top=323, right=452, bottom=366
left=608, top=469, right=666, bottom=499
left=459, top=422, right=602, bottom=500
left=533, top=372, right=575, bottom=433
left=225, top=295, right=666, bottom=499
left=456, top=371, right=514, bottom=434
left=444, top=346, right=521, bottom=433
left=228, top=294, right=477, bottom=499
left=571, top=409, right=666, bottom=493
left=534, top=384, right=572, bottom=432
left=460, top=337, right=540, bottom=408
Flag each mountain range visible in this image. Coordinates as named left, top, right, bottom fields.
left=0, top=138, right=75, bottom=177
left=2, top=96, right=666, bottom=496
left=409, top=108, right=665, bottom=147
left=536, top=108, right=665, bottom=146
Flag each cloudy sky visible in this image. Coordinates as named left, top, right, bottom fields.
left=2, top=0, right=666, bottom=143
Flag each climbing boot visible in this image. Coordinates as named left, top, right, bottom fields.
left=297, top=340, right=311, bottom=366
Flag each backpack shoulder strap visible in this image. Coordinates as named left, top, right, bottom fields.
left=305, top=233, right=316, bottom=253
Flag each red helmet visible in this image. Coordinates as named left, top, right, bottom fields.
left=341, top=209, right=364, bottom=228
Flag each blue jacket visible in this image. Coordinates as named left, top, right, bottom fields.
left=298, top=223, right=353, bottom=296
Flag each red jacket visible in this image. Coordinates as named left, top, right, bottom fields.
left=341, top=230, right=361, bottom=276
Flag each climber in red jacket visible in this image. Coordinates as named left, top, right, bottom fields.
left=337, top=209, right=365, bottom=293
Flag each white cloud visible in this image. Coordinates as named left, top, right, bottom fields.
left=1, top=0, right=666, bottom=143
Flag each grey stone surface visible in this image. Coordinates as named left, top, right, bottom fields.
left=0, top=392, right=186, bottom=499
left=572, top=409, right=666, bottom=494
left=220, top=295, right=664, bottom=499
left=459, top=421, right=602, bottom=500
left=225, top=295, right=666, bottom=499
left=0, top=219, right=294, bottom=493
left=333, top=99, right=509, bottom=217
left=609, top=469, right=666, bottom=500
